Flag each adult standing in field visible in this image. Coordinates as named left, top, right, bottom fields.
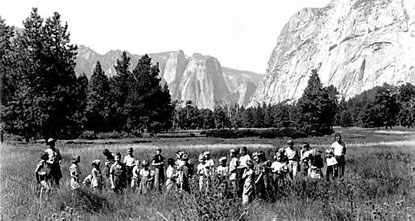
left=110, top=152, right=127, bottom=194
left=285, top=140, right=300, bottom=182
left=238, top=147, right=251, bottom=196
left=331, top=133, right=347, bottom=179
left=44, top=138, right=62, bottom=188
left=124, top=148, right=136, bottom=189
left=152, top=147, right=165, bottom=192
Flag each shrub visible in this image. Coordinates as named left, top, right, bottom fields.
left=78, top=131, right=98, bottom=140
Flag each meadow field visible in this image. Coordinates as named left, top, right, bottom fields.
left=1, top=127, right=415, bottom=220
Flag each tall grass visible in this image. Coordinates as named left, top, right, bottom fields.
left=1, top=128, right=415, bottom=220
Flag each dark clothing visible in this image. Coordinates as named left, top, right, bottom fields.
left=334, top=155, right=345, bottom=179
left=110, top=162, right=127, bottom=194
left=326, top=165, right=335, bottom=181
left=152, top=154, right=165, bottom=168
left=153, top=154, right=165, bottom=191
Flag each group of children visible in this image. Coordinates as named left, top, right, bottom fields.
left=35, top=133, right=347, bottom=205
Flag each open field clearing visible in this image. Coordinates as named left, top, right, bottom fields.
left=1, top=127, right=415, bottom=220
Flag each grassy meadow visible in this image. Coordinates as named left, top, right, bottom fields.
left=1, top=127, right=415, bottom=220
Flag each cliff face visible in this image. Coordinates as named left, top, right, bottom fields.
left=249, top=0, right=415, bottom=106
left=75, top=46, right=261, bottom=109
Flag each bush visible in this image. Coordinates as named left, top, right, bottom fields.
left=78, top=131, right=98, bottom=140
left=290, top=130, right=308, bottom=139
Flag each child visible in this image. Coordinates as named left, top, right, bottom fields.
left=123, top=148, right=136, bottom=188
left=69, top=155, right=81, bottom=190
left=229, top=149, right=240, bottom=197
left=197, top=154, right=207, bottom=192
left=139, top=160, right=152, bottom=194
left=216, top=157, right=229, bottom=197
left=179, top=154, right=191, bottom=193
left=165, top=158, right=178, bottom=192
left=110, top=152, right=127, bottom=194
left=242, top=159, right=255, bottom=205
left=35, top=152, right=51, bottom=200
left=325, top=149, right=338, bottom=181
left=271, top=152, right=288, bottom=192
left=131, top=159, right=141, bottom=190
left=204, top=151, right=215, bottom=191
left=91, top=160, right=102, bottom=190
left=309, top=149, right=324, bottom=179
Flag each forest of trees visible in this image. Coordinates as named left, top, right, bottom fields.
left=1, top=9, right=415, bottom=142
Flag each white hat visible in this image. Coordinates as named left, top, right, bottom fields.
left=46, top=138, right=55, bottom=145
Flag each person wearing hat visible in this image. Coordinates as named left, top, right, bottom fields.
left=197, top=154, right=207, bottom=192
left=91, top=160, right=102, bottom=190
left=110, top=152, right=127, bottom=194
left=44, top=138, right=62, bottom=187
left=229, top=149, right=240, bottom=197
left=331, top=133, right=347, bottom=179
left=102, top=149, right=115, bottom=183
left=300, top=142, right=311, bottom=177
left=254, top=151, right=273, bottom=201
left=216, top=157, right=229, bottom=190
left=152, top=147, right=165, bottom=192
left=35, top=152, right=51, bottom=200
left=203, top=151, right=215, bottom=191
left=165, top=158, right=178, bottom=192
left=178, top=154, right=191, bottom=193
left=325, top=149, right=338, bottom=181
left=69, top=155, right=81, bottom=190
left=138, top=160, right=152, bottom=194
left=123, top=147, right=136, bottom=188
left=242, top=159, right=255, bottom=205
left=284, top=140, right=300, bottom=182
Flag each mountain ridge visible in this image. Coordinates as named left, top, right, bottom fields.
left=75, top=45, right=262, bottom=109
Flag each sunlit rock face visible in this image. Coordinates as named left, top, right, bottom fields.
left=76, top=46, right=261, bottom=109
left=249, top=0, right=415, bottom=106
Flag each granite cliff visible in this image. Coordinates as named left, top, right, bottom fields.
left=249, top=0, right=415, bottom=106
left=75, top=46, right=261, bottom=109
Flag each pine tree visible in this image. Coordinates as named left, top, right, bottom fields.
left=2, top=9, right=79, bottom=140
left=86, top=61, right=111, bottom=131
left=297, top=69, right=338, bottom=134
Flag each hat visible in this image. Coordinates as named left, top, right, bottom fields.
left=46, top=138, right=55, bottom=145
left=230, top=149, right=236, bottom=153
left=302, top=142, right=310, bottom=148
left=182, top=154, right=189, bottom=161
left=286, top=140, right=294, bottom=145
left=92, top=159, right=101, bottom=166
left=203, top=151, right=211, bottom=156
left=142, top=160, right=149, bottom=167
left=325, top=149, right=333, bottom=154
left=156, top=147, right=162, bottom=151
left=278, top=147, right=285, bottom=154
left=219, top=157, right=227, bottom=163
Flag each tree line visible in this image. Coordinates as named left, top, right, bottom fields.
left=1, top=9, right=173, bottom=141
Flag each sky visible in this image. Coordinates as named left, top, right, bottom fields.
left=1, top=0, right=330, bottom=74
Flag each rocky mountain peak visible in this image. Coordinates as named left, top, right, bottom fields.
left=249, top=0, right=415, bottom=106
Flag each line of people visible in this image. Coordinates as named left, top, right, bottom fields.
left=35, top=133, right=347, bottom=204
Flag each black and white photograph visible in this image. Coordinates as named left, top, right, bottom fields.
left=1, top=0, right=415, bottom=220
